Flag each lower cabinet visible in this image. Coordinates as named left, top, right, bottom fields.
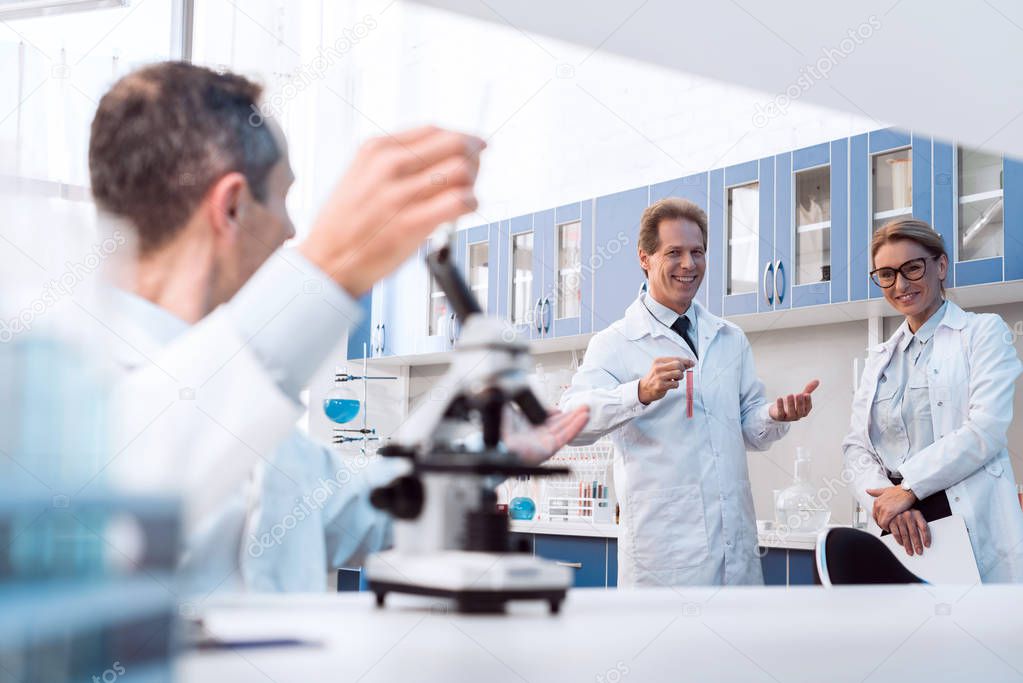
left=337, top=540, right=816, bottom=592
left=759, top=547, right=818, bottom=586
left=534, top=534, right=611, bottom=588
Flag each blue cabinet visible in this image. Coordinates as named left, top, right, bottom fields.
left=458, top=224, right=497, bottom=315
left=935, top=143, right=1022, bottom=287
left=534, top=534, right=610, bottom=588
left=717, top=158, right=776, bottom=316
left=782, top=140, right=849, bottom=309
left=759, top=547, right=818, bottom=586
left=544, top=202, right=593, bottom=338
left=849, top=128, right=932, bottom=300
left=593, top=186, right=650, bottom=330
left=355, top=126, right=1023, bottom=361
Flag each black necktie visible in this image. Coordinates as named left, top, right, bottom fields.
left=671, top=315, right=698, bottom=358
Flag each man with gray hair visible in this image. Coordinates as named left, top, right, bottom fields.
left=89, top=61, right=487, bottom=594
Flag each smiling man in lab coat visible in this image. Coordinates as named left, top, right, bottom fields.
left=86, top=62, right=586, bottom=596
left=561, top=198, right=819, bottom=587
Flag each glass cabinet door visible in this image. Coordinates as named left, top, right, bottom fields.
left=468, top=241, right=489, bottom=314
left=556, top=220, right=582, bottom=320
left=510, top=232, right=534, bottom=326
left=872, top=147, right=913, bottom=230
left=427, top=268, right=449, bottom=337
left=727, top=182, right=759, bottom=295
left=794, top=165, right=831, bottom=285
left=957, top=146, right=1003, bottom=262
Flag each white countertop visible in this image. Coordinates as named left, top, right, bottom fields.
left=510, top=519, right=620, bottom=538
left=181, top=583, right=1023, bottom=682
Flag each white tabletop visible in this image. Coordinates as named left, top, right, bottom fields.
left=179, top=583, right=1023, bottom=682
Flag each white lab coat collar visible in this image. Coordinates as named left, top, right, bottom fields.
left=107, top=287, right=189, bottom=342
left=871, top=300, right=967, bottom=355
left=621, top=295, right=725, bottom=359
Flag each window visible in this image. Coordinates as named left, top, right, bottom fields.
left=468, top=241, right=489, bottom=314
left=510, top=232, right=533, bottom=325
left=794, top=166, right=831, bottom=284
left=957, top=146, right=1003, bottom=262
left=871, top=148, right=912, bottom=231
left=727, top=182, right=759, bottom=295
left=556, top=220, right=581, bottom=319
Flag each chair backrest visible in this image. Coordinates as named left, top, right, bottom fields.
left=816, top=527, right=925, bottom=586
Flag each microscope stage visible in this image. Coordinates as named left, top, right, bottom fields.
left=365, top=550, right=572, bottom=614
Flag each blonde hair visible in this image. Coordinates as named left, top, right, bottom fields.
left=871, top=217, right=948, bottom=292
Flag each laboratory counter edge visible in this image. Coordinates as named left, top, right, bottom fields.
left=180, top=584, right=1023, bottom=683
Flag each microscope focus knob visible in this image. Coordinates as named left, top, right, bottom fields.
left=369, top=476, right=424, bottom=520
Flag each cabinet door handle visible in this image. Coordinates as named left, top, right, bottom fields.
left=379, top=323, right=386, bottom=354
left=762, top=260, right=775, bottom=306
left=774, top=259, right=786, bottom=305
left=534, top=297, right=543, bottom=333
left=449, top=313, right=457, bottom=345
left=555, top=561, right=582, bottom=569
left=372, top=324, right=380, bottom=354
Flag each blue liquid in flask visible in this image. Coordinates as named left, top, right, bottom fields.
left=324, top=398, right=361, bottom=424
left=509, top=497, right=536, bottom=520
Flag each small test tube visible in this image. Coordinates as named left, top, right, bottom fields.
left=685, top=369, right=694, bottom=419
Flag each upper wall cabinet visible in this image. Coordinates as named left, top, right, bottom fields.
left=592, top=186, right=649, bottom=329
left=783, top=139, right=849, bottom=308
left=350, top=127, right=1023, bottom=363
left=715, top=158, right=779, bottom=316
left=849, top=129, right=933, bottom=301
left=934, top=143, right=1023, bottom=287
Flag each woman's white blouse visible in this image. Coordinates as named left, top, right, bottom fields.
left=868, top=301, right=948, bottom=475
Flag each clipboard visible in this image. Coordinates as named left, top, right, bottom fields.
left=880, top=515, right=980, bottom=584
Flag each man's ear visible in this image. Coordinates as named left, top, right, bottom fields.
left=638, top=247, right=651, bottom=277
left=206, top=172, right=248, bottom=243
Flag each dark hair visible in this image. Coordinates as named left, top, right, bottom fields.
left=89, top=61, right=281, bottom=254
left=638, top=198, right=708, bottom=277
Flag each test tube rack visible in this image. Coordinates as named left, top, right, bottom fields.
left=539, top=438, right=616, bottom=524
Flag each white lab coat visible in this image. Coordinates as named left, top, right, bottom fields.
left=102, top=284, right=393, bottom=595
left=561, top=297, right=789, bottom=587
left=843, top=301, right=1023, bottom=583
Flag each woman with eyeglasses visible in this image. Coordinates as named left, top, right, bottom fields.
left=843, top=217, right=1023, bottom=582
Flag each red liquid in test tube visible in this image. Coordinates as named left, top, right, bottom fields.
left=685, top=369, right=694, bottom=419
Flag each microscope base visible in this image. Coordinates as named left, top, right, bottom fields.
left=365, top=550, right=571, bottom=614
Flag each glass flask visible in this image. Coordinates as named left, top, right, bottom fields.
left=775, top=447, right=830, bottom=533
left=508, top=476, right=536, bottom=520
left=323, top=383, right=361, bottom=424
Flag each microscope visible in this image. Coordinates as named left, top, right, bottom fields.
left=364, top=246, right=573, bottom=614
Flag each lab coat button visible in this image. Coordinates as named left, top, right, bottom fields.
left=955, top=496, right=961, bottom=502
left=880, top=376, right=887, bottom=383
left=937, top=401, right=944, bottom=407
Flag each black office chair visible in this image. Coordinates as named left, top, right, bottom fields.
left=816, top=527, right=925, bottom=586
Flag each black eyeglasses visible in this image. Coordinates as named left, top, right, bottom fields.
left=869, top=256, right=938, bottom=288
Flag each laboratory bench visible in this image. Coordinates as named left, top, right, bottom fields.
left=180, top=584, right=1023, bottom=682
left=339, top=521, right=836, bottom=591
